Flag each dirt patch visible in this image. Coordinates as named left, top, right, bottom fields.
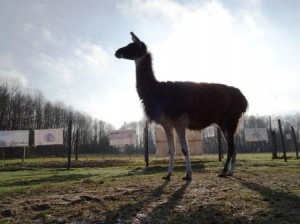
left=0, top=159, right=130, bottom=171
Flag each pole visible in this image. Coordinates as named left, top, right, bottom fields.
left=2, top=149, right=5, bottom=166
left=22, top=147, right=26, bottom=165
left=291, top=126, right=299, bottom=159
left=269, top=116, right=277, bottom=159
left=217, top=128, right=222, bottom=162
left=144, top=121, right=149, bottom=167
left=68, top=119, right=72, bottom=169
left=278, top=119, right=287, bottom=162
left=271, top=130, right=278, bottom=159
left=75, top=129, right=79, bottom=161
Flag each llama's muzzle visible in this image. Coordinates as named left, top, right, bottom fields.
left=115, top=51, right=123, bottom=59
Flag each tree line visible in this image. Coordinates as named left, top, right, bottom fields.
left=0, top=77, right=115, bottom=157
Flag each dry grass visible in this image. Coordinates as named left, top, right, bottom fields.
left=0, top=154, right=299, bottom=223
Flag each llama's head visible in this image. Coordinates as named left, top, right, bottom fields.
left=115, top=32, right=147, bottom=60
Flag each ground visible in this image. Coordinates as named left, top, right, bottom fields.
left=0, top=154, right=299, bottom=223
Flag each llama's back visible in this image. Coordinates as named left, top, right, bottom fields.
left=142, top=81, right=247, bottom=130
left=183, top=83, right=238, bottom=129
left=158, top=81, right=247, bottom=130
left=187, top=82, right=248, bottom=116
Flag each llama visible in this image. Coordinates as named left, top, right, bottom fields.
left=115, top=32, right=248, bottom=180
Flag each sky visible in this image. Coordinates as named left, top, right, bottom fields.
left=0, top=0, right=300, bottom=129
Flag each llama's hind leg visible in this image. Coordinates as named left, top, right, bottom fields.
left=163, top=126, right=175, bottom=180
left=176, top=127, right=192, bottom=180
left=228, top=150, right=237, bottom=176
left=218, top=132, right=235, bottom=177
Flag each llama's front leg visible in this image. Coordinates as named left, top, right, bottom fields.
left=176, top=127, right=192, bottom=180
left=163, top=127, right=175, bottom=180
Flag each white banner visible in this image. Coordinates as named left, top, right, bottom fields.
left=34, top=128, right=64, bottom=146
left=244, top=128, right=268, bottom=142
left=285, top=134, right=291, bottom=140
left=206, top=126, right=215, bottom=137
left=0, top=130, right=29, bottom=147
left=109, top=130, right=136, bottom=146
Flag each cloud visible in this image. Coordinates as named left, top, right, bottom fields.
left=117, top=0, right=300, bottom=117
left=22, top=23, right=65, bottom=48
left=29, top=40, right=111, bottom=82
left=74, top=40, right=110, bottom=72
left=25, top=38, right=120, bottom=122
left=0, top=53, right=28, bottom=87
left=119, top=0, right=248, bottom=83
left=118, top=0, right=185, bottom=21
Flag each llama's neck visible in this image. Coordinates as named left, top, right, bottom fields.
left=135, top=53, right=157, bottom=100
left=135, top=55, right=145, bottom=67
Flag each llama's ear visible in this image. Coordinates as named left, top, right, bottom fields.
left=130, top=32, right=141, bottom=44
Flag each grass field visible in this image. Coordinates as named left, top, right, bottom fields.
left=0, top=153, right=299, bottom=223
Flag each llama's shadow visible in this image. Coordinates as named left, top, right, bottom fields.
left=128, top=161, right=206, bottom=177
left=150, top=178, right=300, bottom=223
left=100, top=172, right=300, bottom=223
left=101, top=179, right=242, bottom=223
left=236, top=177, right=300, bottom=223
left=102, top=180, right=171, bottom=223
left=143, top=181, right=191, bottom=222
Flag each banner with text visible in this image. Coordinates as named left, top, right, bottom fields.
left=0, top=130, right=29, bottom=147
left=34, top=128, right=64, bottom=146
left=244, top=128, right=268, bottom=142
left=109, top=130, right=136, bottom=146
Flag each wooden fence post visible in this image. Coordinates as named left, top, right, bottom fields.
left=75, top=129, right=79, bottom=161
left=278, top=119, right=287, bottom=162
left=1, top=149, right=5, bottom=166
left=291, top=126, right=299, bottom=159
left=22, top=147, right=26, bottom=165
left=217, top=128, right=222, bottom=162
left=269, top=116, right=278, bottom=159
left=144, top=121, right=149, bottom=167
left=271, top=130, right=278, bottom=159
left=68, top=119, right=72, bottom=169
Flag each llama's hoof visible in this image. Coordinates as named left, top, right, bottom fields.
left=162, top=175, right=171, bottom=181
left=218, top=173, right=227, bottom=178
left=182, top=172, right=192, bottom=181
left=226, top=173, right=234, bottom=177
left=182, top=176, right=192, bottom=181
